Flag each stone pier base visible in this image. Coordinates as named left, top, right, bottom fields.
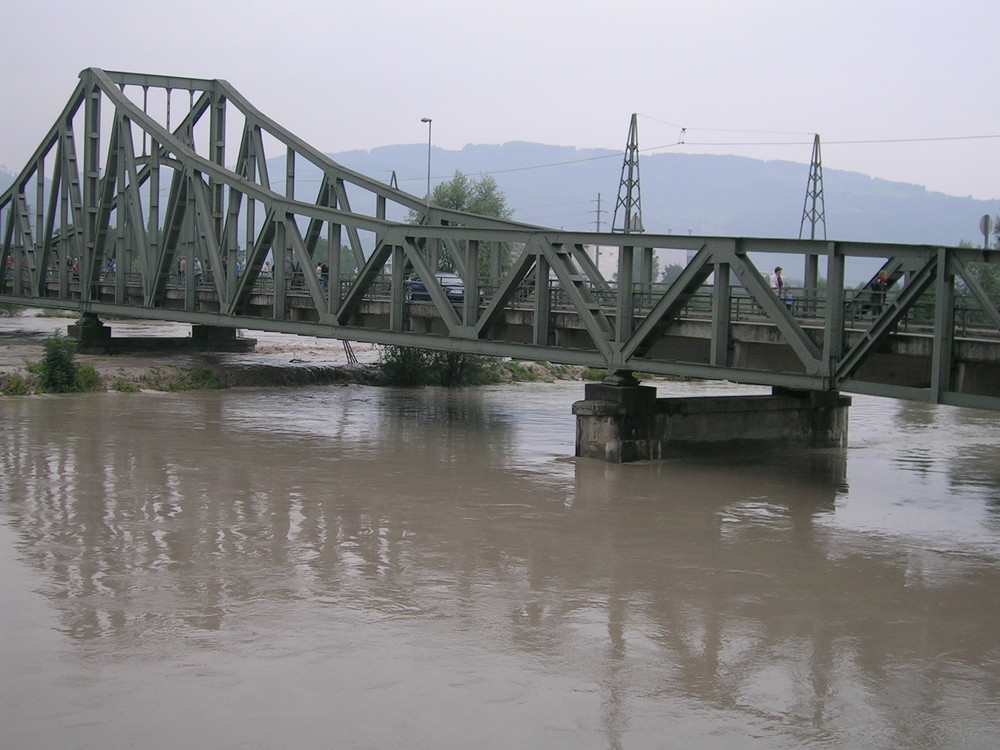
left=67, top=316, right=256, bottom=354
left=572, top=383, right=851, bottom=463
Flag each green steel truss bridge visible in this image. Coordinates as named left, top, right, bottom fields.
left=3, top=69, right=1000, bottom=411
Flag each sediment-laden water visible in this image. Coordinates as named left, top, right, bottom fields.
left=2, top=381, right=999, bottom=749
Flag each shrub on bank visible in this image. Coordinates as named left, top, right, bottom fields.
left=76, top=364, right=103, bottom=392
left=39, top=334, right=80, bottom=393
left=377, top=346, right=502, bottom=387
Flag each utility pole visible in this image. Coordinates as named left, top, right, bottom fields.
left=593, top=192, right=605, bottom=269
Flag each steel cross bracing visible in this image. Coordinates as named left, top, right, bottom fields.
left=3, top=69, right=1000, bottom=411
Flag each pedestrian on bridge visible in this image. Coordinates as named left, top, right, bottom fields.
left=869, top=271, right=888, bottom=316
left=770, top=266, right=793, bottom=309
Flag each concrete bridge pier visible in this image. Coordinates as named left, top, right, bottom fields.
left=572, top=377, right=851, bottom=463
left=67, top=314, right=256, bottom=354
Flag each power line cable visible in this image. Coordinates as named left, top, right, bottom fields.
left=351, top=129, right=1000, bottom=186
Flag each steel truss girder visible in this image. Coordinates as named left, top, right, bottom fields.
left=3, top=70, right=1000, bottom=410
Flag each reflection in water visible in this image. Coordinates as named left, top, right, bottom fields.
left=2, top=385, right=1000, bottom=749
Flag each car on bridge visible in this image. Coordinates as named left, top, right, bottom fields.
left=404, top=271, right=467, bottom=303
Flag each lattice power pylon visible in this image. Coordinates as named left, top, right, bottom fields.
left=612, top=113, right=643, bottom=234
left=799, top=134, right=827, bottom=240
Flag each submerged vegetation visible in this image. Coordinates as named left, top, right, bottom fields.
left=376, top=347, right=503, bottom=387
left=1, top=347, right=593, bottom=397
left=375, top=346, right=602, bottom=387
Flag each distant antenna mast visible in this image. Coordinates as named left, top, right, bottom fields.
left=798, top=134, right=827, bottom=240
left=612, top=113, right=643, bottom=233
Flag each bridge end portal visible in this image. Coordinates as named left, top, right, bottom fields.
left=573, top=383, right=850, bottom=463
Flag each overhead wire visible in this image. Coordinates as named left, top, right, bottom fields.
left=397, top=131, right=1000, bottom=184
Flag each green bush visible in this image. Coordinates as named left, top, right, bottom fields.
left=377, top=346, right=501, bottom=386
left=76, top=364, right=103, bottom=392
left=113, top=379, right=140, bottom=393
left=0, top=303, right=23, bottom=318
left=378, top=346, right=434, bottom=386
left=39, top=334, right=80, bottom=393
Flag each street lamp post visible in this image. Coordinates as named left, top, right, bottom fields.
left=420, top=117, right=432, bottom=221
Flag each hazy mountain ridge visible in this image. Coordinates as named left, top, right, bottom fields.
left=332, top=142, right=997, bottom=247
left=2, top=144, right=995, bottom=247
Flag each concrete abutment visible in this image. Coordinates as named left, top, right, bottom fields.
left=67, top=315, right=256, bottom=353
left=573, top=382, right=850, bottom=463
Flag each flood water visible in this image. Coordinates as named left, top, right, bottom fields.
left=2, top=380, right=1000, bottom=749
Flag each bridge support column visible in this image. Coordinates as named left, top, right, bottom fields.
left=573, top=384, right=850, bottom=463
left=67, top=313, right=111, bottom=346
left=190, top=324, right=244, bottom=346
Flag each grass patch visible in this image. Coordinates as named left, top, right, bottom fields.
left=0, top=372, right=31, bottom=395
left=165, top=366, right=227, bottom=391
left=112, top=379, right=141, bottom=393
left=506, top=361, right=542, bottom=381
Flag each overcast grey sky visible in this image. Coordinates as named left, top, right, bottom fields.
left=2, top=0, right=998, bottom=200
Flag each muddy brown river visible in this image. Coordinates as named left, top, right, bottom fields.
left=2, top=380, right=1000, bottom=748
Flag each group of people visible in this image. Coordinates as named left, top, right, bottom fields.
left=177, top=256, right=203, bottom=286
left=770, top=266, right=889, bottom=315
left=176, top=256, right=244, bottom=285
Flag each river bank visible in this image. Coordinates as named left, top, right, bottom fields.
left=0, top=309, right=591, bottom=393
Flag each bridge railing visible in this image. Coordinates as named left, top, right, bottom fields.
left=15, top=270, right=1000, bottom=343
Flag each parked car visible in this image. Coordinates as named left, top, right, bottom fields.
left=404, top=271, right=466, bottom=303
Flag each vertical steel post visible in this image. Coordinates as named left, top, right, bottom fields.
left=616, top=245, right=635, bottom=343
left=421, top=118, right=432, bottom=220
left=710, top=261, right=731, bottom=367
left=823, top=242, right=845, bottom=385
left=931, top=248, right=956, bottom=400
